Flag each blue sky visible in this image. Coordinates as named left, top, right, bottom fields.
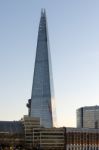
left=0, top=0, right=99, bottom=127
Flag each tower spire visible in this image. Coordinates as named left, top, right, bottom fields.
left=41, top=8, right=46, bottom=15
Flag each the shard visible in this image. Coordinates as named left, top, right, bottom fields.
left=27, top=9, right=55, bottom=128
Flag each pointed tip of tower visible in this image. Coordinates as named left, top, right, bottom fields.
left=41, top=8, right=46, bottom=17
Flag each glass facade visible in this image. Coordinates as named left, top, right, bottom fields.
left=29, top=9, right=54, bottom=128
left=77, top=106, right=99, bottom=128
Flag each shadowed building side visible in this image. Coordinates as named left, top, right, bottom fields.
left=27, top=9, right=55, bottom=128
left=0, top=121, right=24, bottom=146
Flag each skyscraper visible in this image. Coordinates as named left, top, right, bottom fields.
left=27, top=9, right=54, bottom=128
left=77, top=106, right=99, bottom=128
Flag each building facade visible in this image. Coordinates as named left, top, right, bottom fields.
left=77, top=106, right=99, bottom=128
left=27, top=9, right=55, bottom=128
left=65, top=127, right=99, bottom=150
left=22, top=115, right=40, bottom=148
left=33, top=127, right=65, bottom=150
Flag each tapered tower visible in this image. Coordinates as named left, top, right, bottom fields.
left=27, top=9, right=55, bottom=128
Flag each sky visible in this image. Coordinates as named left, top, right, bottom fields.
left=0, top=0, right=99, bottom=127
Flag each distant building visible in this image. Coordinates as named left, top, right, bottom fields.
left=0, top=121, right=24, bottom=147
left=27, top=9, right=55, bottom=128
left=77, top=106, right=99, bottom=128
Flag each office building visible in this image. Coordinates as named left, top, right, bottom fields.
left=65, top=127, right=99, bottom=150
left=77, top=106, right=99, bottom=128
left=21, top=115, right=40, bottom=148
left=27, top=9, right=55, bottom=128
left=33, top=127, right=65, bottom=150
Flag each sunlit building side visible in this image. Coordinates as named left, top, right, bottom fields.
left=77, top=106, right=99, bottom=128
left=27, top=9, right=56, bottom=128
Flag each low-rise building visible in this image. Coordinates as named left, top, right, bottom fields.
left=65, top=127, right=99, bottom=150
left=33, top=127, right=65, bottom=150
left=0, top=116, right=99, bottom=150
left=22, top=115, right=40, bottom=148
